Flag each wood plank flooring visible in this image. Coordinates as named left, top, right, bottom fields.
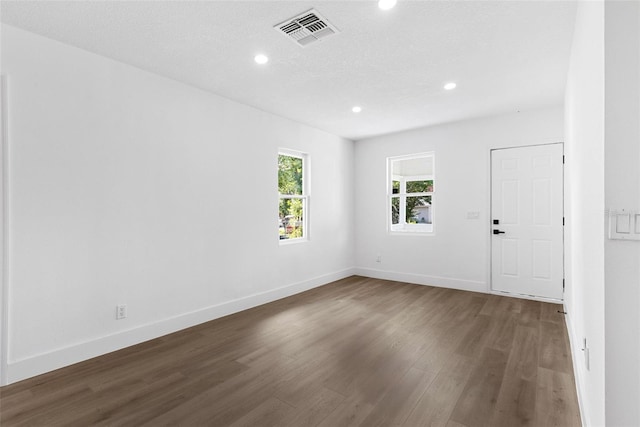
left=0, top=276, right=581, bottom=426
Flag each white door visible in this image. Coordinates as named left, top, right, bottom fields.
left=491, top=144, right=564, bottom=300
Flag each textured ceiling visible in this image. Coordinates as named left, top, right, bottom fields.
left=0, top=1, right=577, bottom=140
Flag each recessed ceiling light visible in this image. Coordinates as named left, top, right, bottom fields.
left=352, top=106, right=362, bottom=113
left=254, top=54, right=269, bottom=65
left=444, top=82, right=457, bottom=90
left=378, top=0, right=397, bottom=10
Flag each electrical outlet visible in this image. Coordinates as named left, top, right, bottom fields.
left=376, top=255, right=382, bottom=263
left=116, top=304, right=127, bottom=320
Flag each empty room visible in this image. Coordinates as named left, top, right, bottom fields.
left=0, top=0, right=639, bottom=426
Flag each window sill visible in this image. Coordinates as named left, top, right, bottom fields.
left=389, top=232, right=435, bottom=237
left=279, top=237, right=309, bottom=245
left=389, top=225, right=434, bottom=236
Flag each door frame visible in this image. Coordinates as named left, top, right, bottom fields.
left=1, top=75, right=9, bottom=385
left=487, top=142, right=565, bottom=302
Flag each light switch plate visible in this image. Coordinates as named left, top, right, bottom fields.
left=616, top=214, right=631, bottom=233
left=608, top=209, right=640, bottom=240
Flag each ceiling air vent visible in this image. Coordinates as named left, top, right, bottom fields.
left=275, top=9, right=339, bottom=47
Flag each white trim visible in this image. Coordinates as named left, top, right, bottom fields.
left=277, top=147, right=305, bottom=160
left=485, top=146, right=493, bottom=293
left=396, top=174, right=433, bottom=182
left=391, top=191, right=433, bottom=197
left=564, top=307, right=588, bottom=427
left=355, top=268, right=566, bottom=304
left=387, top=151, right=435, bottom=163
left=390, top=222, right=433, bottom=233
left=278, top=234, right=309, bottom=245
left=0, top=75, right=9, bottom=386
left=354, top=267, right=486, bottom=293
left=5, top=268, right=356, bottom=385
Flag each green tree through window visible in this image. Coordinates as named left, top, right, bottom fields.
left=392, top=181, right=433, bottom=224
left=389, top=153, right=434, bottom=232
left=278, top=153, right=306, bottom=240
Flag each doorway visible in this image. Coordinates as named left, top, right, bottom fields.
left=490, top=143, right=564, bottom=300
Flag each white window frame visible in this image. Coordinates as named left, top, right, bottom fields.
left=278, top=149, right=309, bottom=244
left=388, top=152, right=435, bottom=234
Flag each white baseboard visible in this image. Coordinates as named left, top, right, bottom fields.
left=6, top=268, right=355, bottom=385
left=563, top=305, right=588, bottom=427
left=354, top=267, right=487, bottom=293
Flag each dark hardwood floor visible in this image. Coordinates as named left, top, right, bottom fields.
left=0, top=276, right=581, bottom=426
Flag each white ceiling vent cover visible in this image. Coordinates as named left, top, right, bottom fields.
left=275, top=9, right=339, bottom=47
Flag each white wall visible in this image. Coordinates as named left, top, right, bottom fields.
left=565, top=2, right=640, bottom=425
left=604, top=1, right=640, bottom=425
left=0, top=25, right=355, bottom=384
left=564, top=1, right=606, bottom=425
left=353, top=107, right=564, bottom=292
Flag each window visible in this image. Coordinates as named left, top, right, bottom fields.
left=278, top=151, right=308, bottom=242
left=388, top=152, right=434, bottom=233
